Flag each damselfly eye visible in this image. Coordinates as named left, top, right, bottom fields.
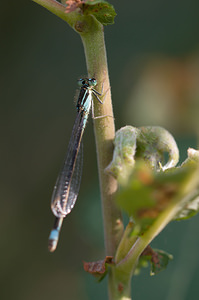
left=77, top=79, right=85, bottom=86
left=89, top=78, right=97, bottom=87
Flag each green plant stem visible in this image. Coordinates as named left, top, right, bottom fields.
left=80, top=19, right=123, bottom=257
left=108, top=269, right=132, bottom=300
left=33, top=0, right=66, bottom=20
left=80, top=21, right=125, bottom=299
left=32, top=0, right=89, bottom=27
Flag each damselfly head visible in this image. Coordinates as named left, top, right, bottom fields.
left=77, top=77, right=97, bottom=87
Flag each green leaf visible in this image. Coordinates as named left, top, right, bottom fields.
left=83, top=1, right=117, bottom=25
left=64, top=0, right=116, bottom=25
left=136, top=126, right=179, bottom=171
left=116, top=160, right=199, bottom=234
left=105, top=126, right=139, bottom=182
left=135, top=246, right=173, bottom=275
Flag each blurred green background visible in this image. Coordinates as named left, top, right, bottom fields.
left=1, top=0, right=199, bottom=299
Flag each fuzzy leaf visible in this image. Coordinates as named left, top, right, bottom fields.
left=106, top=126, right=179, bottom=182
left=105, top=126, right=139, bottom=182
left=83, top=0, right=116, bottom=25
left=65, top=0, right=116, bottom=25
left=137, top=126, right=179, bottom=171
left=187, top=148, right=199, bottom=163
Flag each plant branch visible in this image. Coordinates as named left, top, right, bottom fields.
left=32, top=0, right=86, bottom=27
left=79, top=18, right=124, bottom=257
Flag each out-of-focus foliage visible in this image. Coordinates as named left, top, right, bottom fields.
left=2, top=0, right=199, bottom=299
left=124, top=56, right=199, bottom=136
left=116, top=157, right=199, bottom=234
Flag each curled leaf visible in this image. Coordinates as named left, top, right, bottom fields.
left=65, top=0, right=117, bottom=25
left=137, top=126, right=179, bottom=171
left=187, top=148, right=199, bottom=163
left=83, top=1, right=116, bottom=25
left=106, top=126, right=179, bottom=182
left=83, top=256, right=114, bottom=281
left=105, top=126, right=139, bottom=182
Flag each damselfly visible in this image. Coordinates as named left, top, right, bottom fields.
left=48, top=77, right=103, bottom=252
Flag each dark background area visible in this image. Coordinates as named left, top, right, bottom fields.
left=1, top=0, right=199, bottom=299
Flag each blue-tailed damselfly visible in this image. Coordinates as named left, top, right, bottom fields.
left=48, top=77, right=102, bottom=252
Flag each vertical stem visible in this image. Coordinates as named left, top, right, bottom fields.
left=80, top=18, right=123, bottom=257
left=108, top=267, right=132, bottom=300
left=79, top=18, right=125, bottom=300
